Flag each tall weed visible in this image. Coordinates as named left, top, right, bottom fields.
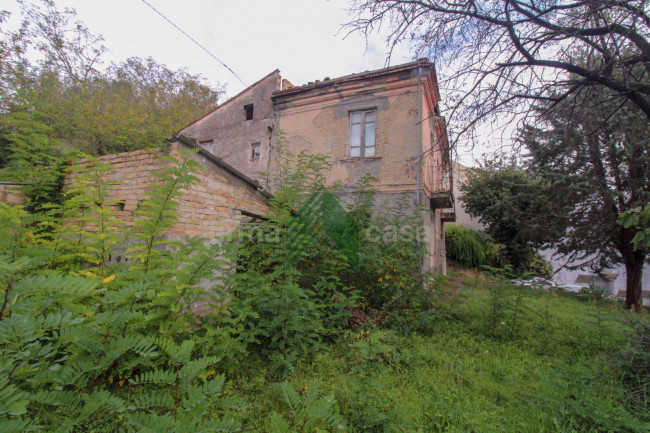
left=0, top=151, right=239, bottom=432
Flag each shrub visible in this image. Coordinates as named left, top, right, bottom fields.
left=265, top=379, right=346, bottom=432
left=615, top=319, right=650, bottom=422
left=445, top=224, right=501, bottom=269
left=0, top=151, right=239, bottom=432
left=230, top=143, right=352, bottom=375
left=344, top=175, right=427, bottom=314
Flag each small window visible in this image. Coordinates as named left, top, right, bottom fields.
left=244, top=104, right=254, bottom=121
left=349, top=109, right=376, bottom=158
left=198, top=139, right=214, bottom=153
left=251, top=142, right=261, bottom=160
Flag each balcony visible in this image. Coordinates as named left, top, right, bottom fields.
left=441, top=209, right=456, bottom=222
left=430, top=192, right=453, bottom=209
left=429, top=159, right=453, bottom=209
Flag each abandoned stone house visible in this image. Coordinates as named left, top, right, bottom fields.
left=1, top=59, right=455, bottom=273
left=178, top=58, right=455, bottom=272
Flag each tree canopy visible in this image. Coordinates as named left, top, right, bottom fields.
left=522, top=81, right=649, bottom=311
left=462, top=80, right=649, bottom=310
left=0, top=0, right=223, bottom=157
left=460, top=158, right=561, bottom=274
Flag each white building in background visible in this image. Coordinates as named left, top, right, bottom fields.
left=451, top=162, right=484, bottom=232
left=541, top=250, right=650, bottom=299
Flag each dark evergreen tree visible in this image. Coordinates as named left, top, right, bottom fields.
left=521, top=83, right=650, bottom=311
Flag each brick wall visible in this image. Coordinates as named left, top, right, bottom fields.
left=67, top=143, right=271, bottom=241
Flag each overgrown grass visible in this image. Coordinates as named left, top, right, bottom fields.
left=223, top=277, right=650, bottom=432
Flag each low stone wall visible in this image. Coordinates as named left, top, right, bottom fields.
left=67, top=144, right=271, bottom=241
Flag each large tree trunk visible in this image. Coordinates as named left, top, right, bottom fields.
left=623, top=254, right=645, bottom=312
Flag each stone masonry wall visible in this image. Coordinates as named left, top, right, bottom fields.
left=67, top=145, right=270, bottom=241
left=179, top=71, right=280, bottom=186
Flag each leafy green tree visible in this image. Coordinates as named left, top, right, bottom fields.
left=18, top=0, right=106, bottom=84
left=459, top=159, right=559, bottom=275
left=30, top=58, right=222, bottom=155
left=0, top=0, right=223, bottom=156
left=0, top=10, right=33, bottom=113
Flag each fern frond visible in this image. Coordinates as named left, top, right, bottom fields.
left=130, top=393, right=174, bottom=411
left=280, top=381, right=303, bottom=413
left=125, top=411, right=174, bottom=433
left=32, top=389, right=79, bottom=407
left=0, top=418, right=33, bottom=433
left=178, top=356, right=219, bottom=382
left=129, top=369, right=176, bottom=386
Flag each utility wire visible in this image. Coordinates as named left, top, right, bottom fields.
left=140, top=0, right=249, bottom=87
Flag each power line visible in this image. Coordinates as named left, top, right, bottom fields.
left=140, top=0, right=248, bottom=87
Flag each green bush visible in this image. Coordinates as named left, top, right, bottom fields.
left=0, top=152, right=239, bottom=432
left=446, top=224, right=553, bottom=278
left=445, top=224, right=501, bottom=268
left=265, top=379, right=346, bottom=432
left=230, top=143, right=353, bottom=376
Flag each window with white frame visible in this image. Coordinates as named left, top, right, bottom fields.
left=349, top=109, right=376, bottom=157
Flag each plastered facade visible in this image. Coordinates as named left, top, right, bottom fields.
left=271, top=60, right=453, bottom=272
left=177, top=71, right=282, bottom=185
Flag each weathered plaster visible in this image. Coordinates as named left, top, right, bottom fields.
left=178, top=71, right=281, bottom=184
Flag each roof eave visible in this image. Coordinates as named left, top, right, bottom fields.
left=272, top=58, right=433, bottom=99
left=171, top=134, right=274, bottom=199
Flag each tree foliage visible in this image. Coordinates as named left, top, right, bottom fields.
left=0, top=0, right=223, bottom=158
left=461, top=79, right=649, bottom=310
left=621, top=204, right=650, bottom=251
left=445, top=224, right=502, bottom=269
left=521, top=82, right=649, bottom=311
left=459, top=158, right=559, bottom=275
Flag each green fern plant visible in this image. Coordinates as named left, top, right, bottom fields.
left=0, top=150, right=239, bottom=432
left=265, top=379, right=346, bottom=433
left=49, top=155, right=124, bottom=274
left=126, top=151, right=201, bottom=274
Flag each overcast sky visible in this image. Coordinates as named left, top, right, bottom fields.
left=3, top=0, right=485, bottom=164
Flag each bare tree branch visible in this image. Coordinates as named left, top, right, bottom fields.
left=346, top=0, right=650, bottom=148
